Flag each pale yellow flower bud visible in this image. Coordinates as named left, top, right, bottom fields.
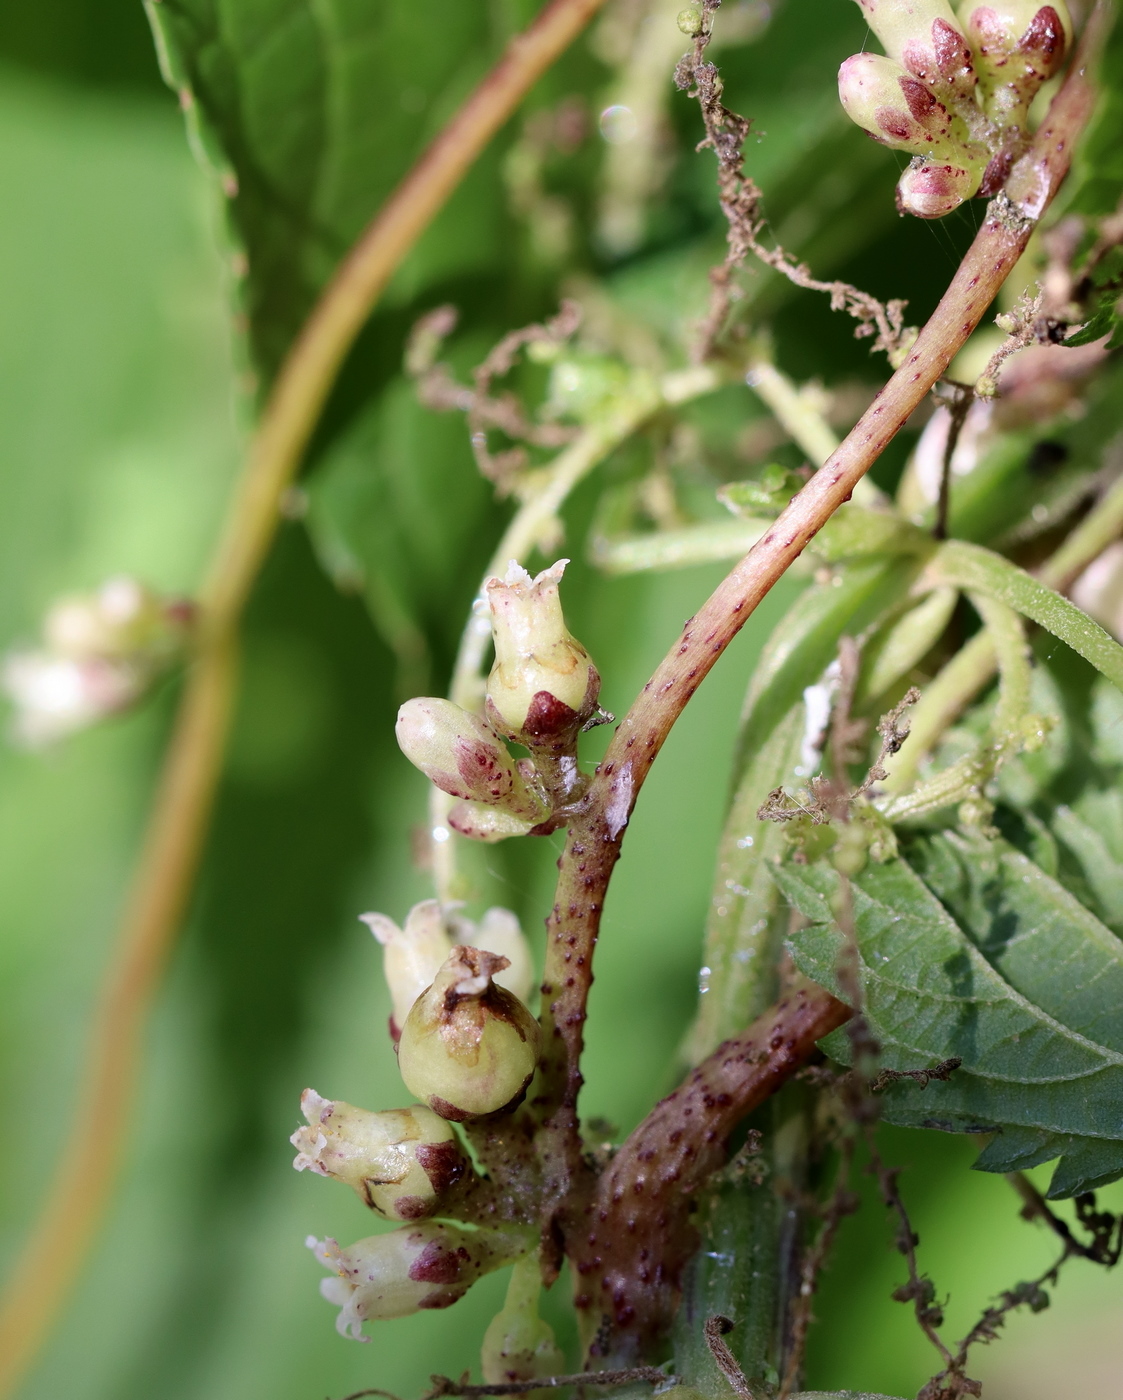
left=481, top=1255, right=565, bottom=1385
left=484, top=560, right=600, bottom=744
left=395, top=697, right=550, bottom=822
left=397, top=946, right=540, bottom=1120
left=291, top=1090, right=468, bottom=1219
left=308, top=1222, right=531, bottom=1339
left=360, top=900, right=454, bottom=1037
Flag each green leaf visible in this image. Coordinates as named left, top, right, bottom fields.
left=904, top=832, right=1123, bottom=1055
left=776, top=854, right=1123, bottom=1198
left=1051, top=805, right=1123, bottom=938
left=929, top=540, right=1123, bottom=694
left=145, top=0, right=506, bottom=376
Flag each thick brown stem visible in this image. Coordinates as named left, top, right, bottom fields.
left=568, top=983, right=850, bottom=1362
left=533, top=0, right=1105, bottom=1270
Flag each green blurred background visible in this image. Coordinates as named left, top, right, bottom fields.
left=0, top=1, right=1119, bottom=1397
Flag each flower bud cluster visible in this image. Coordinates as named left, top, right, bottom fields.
left=294, top=905, right=544, bottom=1337
left=838, top=0, right=1072, bottom=218
left=1, top=577, right=193, bottom=747
left=307, top=1222, right=530, bottom=1338
left=395, top=559, right=600, bottom=842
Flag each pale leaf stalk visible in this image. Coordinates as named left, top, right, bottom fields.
left=885, top=464, right=1123, bottom=791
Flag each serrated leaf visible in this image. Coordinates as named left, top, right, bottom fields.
left=146, top=0, right=503, bottom=376
left=904, top=832, right=1123, bottom=1053
left=775, top=855, right=1123, bottom=1198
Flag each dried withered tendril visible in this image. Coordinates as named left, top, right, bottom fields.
left=675, top=0, right=909, bottom=362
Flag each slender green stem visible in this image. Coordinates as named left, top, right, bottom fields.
left=746, top=356, right=883, bottom=507
left=1040, top=469, right=1123, bottom=592
left=884, top=441, right=1123, bottom=790
left=0, top=3, right=611, bottom=1392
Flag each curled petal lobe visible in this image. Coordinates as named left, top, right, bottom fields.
left=307, top=1223, right=529, bottom=1338
left=361, top=899, right=454, bottom=1035
left=484, top=559, right=600, bottom=742
left=397, top=946, right=540, bottom=1120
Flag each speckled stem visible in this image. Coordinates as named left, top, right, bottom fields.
left=532, top=3, right=1103, bottom=1259
left=570, top=983, right=850, bottom=1362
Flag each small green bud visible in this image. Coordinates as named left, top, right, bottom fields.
left=960, top=2, right=1071, bottom=122
left=292, top=1090, right=468, bottom=1219
left=397, top=946, right=540, bottom=1120
left=395, top=696, right=550, bottom=822
left=361, top=899, right=453, bottom=1037
left=481, top=1255, right=565, bottom=1386
left=484, top=560, right=600, bottom=745
left=676, top=5, right=704, bottom=36
left=308, top=1221, right=530, bottom=1338
left=831, top=821, right=870, bottom=878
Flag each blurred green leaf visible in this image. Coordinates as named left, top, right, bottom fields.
left=144, top=0, right=508, bottom=376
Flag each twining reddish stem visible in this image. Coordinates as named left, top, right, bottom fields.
left=570, top=983, right=850, bottom=1361
left=0, top=4, right=610, bottom=1394
left=534, top=0, right=1104, bottom=1240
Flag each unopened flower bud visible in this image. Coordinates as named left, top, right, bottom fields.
left=960, top=1, right=1070, bottom=123
left=854, top=0, right=976, bottom=99
left=396, top=697, right=549, bottom=823
left=481, top=1255, right=565, bottom=1386
left=397, top=946, right=540, bottom=1120
left=452, top=906, right=536, bottom=1006
left=897, top=157, right=983, bottom=217
left=360, top=900, right=454, bottom=1037
left=2, top=652, right=140, bottom=748
left=484, top=560, right=600, bottom=745
left=3, top=577, right=193, bottom=748
left=44, top=577, right=189, bottom=662
left=292, top=1090, right=468, bottom=1219
left=308, top=1221, right=531, bottom=1339
left=838, top=52, right=965, bottom=154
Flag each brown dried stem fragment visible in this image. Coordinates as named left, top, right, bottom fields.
left=676, top=1, right=908, bottom=361
left=703, top=1316, right=758, bottom=1400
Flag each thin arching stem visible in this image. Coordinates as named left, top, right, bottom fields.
left=533, top=3, right=1106, bottom=1238
left=0, top=2, right=610, bottom=1393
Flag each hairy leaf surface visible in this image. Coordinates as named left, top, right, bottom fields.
left=776, top=854, right=1123, bottom=1197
